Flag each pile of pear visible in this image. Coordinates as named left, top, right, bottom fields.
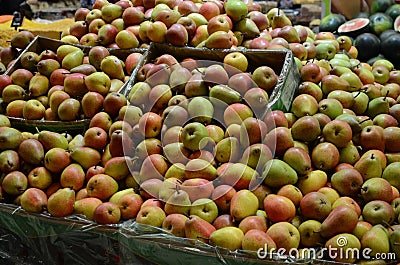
left=62, top=0, right=307, bottom=50
left=0, top=43, right=143, bottom=122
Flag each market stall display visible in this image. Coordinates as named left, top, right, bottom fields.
left=1, top=0, right=400, bottom=264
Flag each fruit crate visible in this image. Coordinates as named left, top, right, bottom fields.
left=2, top=36, right=147, bottom=134
left=0, top=203, right=311, bottom=265
left=123, top=42, right=300, bottom=114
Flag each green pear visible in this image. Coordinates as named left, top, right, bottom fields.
left=389, top=228, right=400, bottom=258
left=240, top=144, right=272, bottom=171
left=340, top=72, right=363, bottom=92
left=262, top=159, right=298, bottom=188
left=70, top=146, right=101, bottom=170
left=0, top=127, right=24, bottom=150
left=354, top=152, right=383, bottom=180
left=37, top=131, right=69, bottom=151
left=109, top=188, right=136, bottom=204
left=283, top=147, right=312, bottom=175
left=47, top=187, right=75, bottom=217
left=62, top=49, right=84, bottom=71
left=318, top=98, right=343, bottom=119
left=298, top=220, right=323, bottom=247
left=224, top=0, right=248, bottom=22
left=339, top=141, right=360, bottom=165
left=56, top=45, right=81, bottom=61
left=164, top=189, right=191, bottom=215
left=158, top=178, right=182, bottom=202
left=74, top=197, right=102, bottom=220
left=29, top=74, right=49, bottom=97
left=325, top=233, right=361, bottom=263
left=164, top=163, right=186, bottom=181
left=184, top=73, right=209, bottom=98
left=210, top=85, right=242, bottom=106
left=214, top=137, right=241, bottom=163
left=185, top=159, right=217, bottom=181
left=101, top=55, right=126, bottom=81
left=290, top=94, right=319, bottom=117
left=336, top=113, right=363, bottom=134
left=365, top=97, right=390, bottom=119
left=104, top=156, right=130, bottom=180
left=204, top=31, right=233, bottom=49
left=361, top=224, right=390, bottom=257
left=351, top=91, right=369, bottom=115
left=219, top=162, right=260, bottom=190
left=382, top=162, right=400, bottom=190
left=128, top=82, right=151, bottom=107
left=68, top=134, right=84, bottom=151
left=327, top=90, right=355, bottom=109
left=271, top=13, right=292, bottom=29
left=190, top=198, right=218, bottom=223
left=234, top=18, right=259, bottom=38
left=187, top=96, right=214, bottom=125
left=209, top=227, right=244, bottom=251
left=230, top=189, right=259, bottom=221
left=1, top=84, right=26, bottom=103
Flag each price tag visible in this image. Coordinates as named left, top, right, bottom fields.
left=11, top=12, right=24, bottom=30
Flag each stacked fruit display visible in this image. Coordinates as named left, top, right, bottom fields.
left=0, top=40, right=143, bottom=124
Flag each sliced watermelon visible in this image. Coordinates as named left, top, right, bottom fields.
left=337, top=18, right=370, bottom=37
left=395, top=15, right=400, bottom=31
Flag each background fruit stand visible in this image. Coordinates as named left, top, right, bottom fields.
left=2, top=0, right=400, bottom=264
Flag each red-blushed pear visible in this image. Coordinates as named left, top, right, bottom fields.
left=49, top=68, right=69, bottom=87
left=331, top=168, right=363, bottom=197
left=300, top=62, right=322, bottom=83
left=207, top=15, right=230, bottom=35
left=320, top=205, right=359, bottom=238
left=18, top=138, right=44, bottom=166
left=249, top=37, right=270, bottom=49
left=63, top=72, right=88, bottom=98
left=181, top=178, right=214, bottom=202
left=361, top=177, right=393, bottom=203
left=86, top=165, right=105, bottom=181
left=242, top=229, right=276, bottom=252
left=93, top=202, right=121, bottom=224
left=89, top=111, right=113, bottom=132
left=5, top=100, right=25, bottom=118
left=211, top=184, right=237, bottom=213
left=352, top=221, right=373, bottom=240
left=0, top=150, right=19, bottom=173
left=199, top=1, right=220, bottom=21
left=147, top=21, right=167, bottom=43
left=238, top=215, right=267, bottom=234
left=138, top=179, right=163, bottom=200
left=239, top=117, right=267, bottom=148
left=22, top=99, right=45, bottom=120
left=277, top=184, right=303, bottom=207
left=104, top=156, right=131, bottom=181
left=359, top=125, right=385, bottom=151
left=27, top=167, right=52, bottom=190
left=204, top=31, right=233, bottom=49
left=70, top=146, right=101, bottom=170
left=224, top=103, right=253, bottom=126
left=264, top=194, right=296, bottom=223
left=244, top=88, right=269, bottom=116
left=177, top=0, right=199, bottom=15
left=162, top=213, right=188, bottom=237
left=139, top=154, right=169, bottom=181
left=362, top=200, right=395, bottom=225
left=263, top=127, right=293, bottom=157
left=20, top=188, right=47, bottom=213
left=86, top=174, right=118, bottom=201
left=73, top=197, right=102, bottom=220
left=299, top=191, right=332, bottom=221
left=45, top=182, right=61, bottom=198
left=60, top=163, right=85, bottom=191
left=124, top=52, right=142, bottom=75
left=166, top=23, right=189, bottom=47
left=266, top=222, right=300, bottom=253
left=332, top=196, right=362, bottom=217
left=311, top=142, right=340, bottom=172
left=185, top=215, right=216, bottom=244
left=190, top=24, right=209, bottom=46
left=83, top=127, right=108, bottom=151
left=116, top=193, right=143, bottom=220
left=212, top=214, right=234, bottom=230
left=47, top=188, right=75, bottom=217
left=252, top=66, right=278, bottom=92
left=230, top=189, right=259, bottom=222
left=384, top=126, right=400, bottom=152
left=138, top=112, right=163, bottom=138
left=88, top=18, right=106, bottom=34
left=227, top=72, right=254, bottom=96
left=44, top=147, right=71, bottom=174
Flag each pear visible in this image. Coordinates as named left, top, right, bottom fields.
left=185, top=159, right=217, bottom=181
left=70, top=64, right=97, bottom=76
left=104, top=156, right=130, bottom=181
left=169, top=66, right=192, bottom=93
left=340, top=72, right=363, bottom=92
left=128, top=82, right=151, bottom=107
left=240, top=144, right=273, bottom=171
left=214, top=137, right=241, bottom=163
left=70, top=147, right=101, bottom=170
left=262, top=159, right=298, bottom=188
left=187, top=96, right=214, bottom=125
left=20, top=51, right=39, bottom=72
left=2, top=171, right=28, bottom=196
left=320, top=205, right=359, bottom=238
left=361, top=225, right=390, bottom=257
left=185, top=215, right=216, bottom=243
left=74, top=197, right=102, bottom=220
left=354, top=151, right=383, bottom=180
left=230, top=189, right=259, bottom=221
left=339, top=141, right=360, bottom=165
left=283, top=147, right=312, bottom=176
left=0, top=127, right=24, bottom=150
left=109, top=188, right=136, bottom=204
left=0, top=150, right=20, bottom=172
left=209, top=85, right=242, bottom=106
left=321, top=75, right=351, bottom=95
left=382, top=162, right=400, bottom=190
left=1, top=84, right=26, bottom=104
left=270, top=13, right=292, bottom=29
left=18, top=139, right=44, bottom=165
left=389, top=228, right=400, bottom=258
left=20, top=188, right=47, bottom=213
left=29, top=74, right=50, bottom=97
left=365, top=97, right=390, bottom=119
left=47, top=188, right=75, bottom=217
left=56, top=45, right=81, bottom=61
left=101, top=55, right=126, bottom=81
left=62, top=49, right=84, bottom=71
left=331, top=168, right=363, bottom=197
left=86, top=174, right=119, bottom=201
left=185, top=73, right=209, bottom=98
left=225, top=0, right=248, bottom=22
left=164, top=189, right=191, bottom=215
left=209, top=227, right=244, bottom=251
left=325, top=233, right=361, bottom=263
left=158, top=178, right=182, bottom=202
left=60, top=163, right=85, bottom=191
left=234, top=18, right=260, bottom=38
left=219, top=162, right=260, bottom=190
left=38, top=130, right=69, bottom=150
left=204, top=31, right=233, bottom=49
left=68, top=134, right=84, bottom=151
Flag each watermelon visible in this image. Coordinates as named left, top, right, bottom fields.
left=370, top=0, right=393, bottom=14
left=369, top=12, right=393, bottom=35
left=337, top=18, right=370, bottom=37
left=395, top=15, right=400, bottom=31
left=319, top=13, right=346, bottom=32
left=385, top=4, right=400, bottom=20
